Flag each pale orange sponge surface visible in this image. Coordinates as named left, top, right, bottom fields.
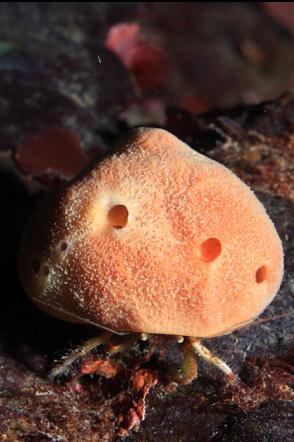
left=17, top=128, right=284, bottom=337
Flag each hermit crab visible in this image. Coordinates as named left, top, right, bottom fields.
left=18, top=128, right=283, bottom=387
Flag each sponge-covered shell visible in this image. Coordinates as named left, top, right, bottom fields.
left=17, top=128, right=283, bottom=337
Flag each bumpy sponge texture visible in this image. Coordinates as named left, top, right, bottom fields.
left=18, top=128, right=284, bottom=337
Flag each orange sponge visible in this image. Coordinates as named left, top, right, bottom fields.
left=17, top=128, right=284, bottom=337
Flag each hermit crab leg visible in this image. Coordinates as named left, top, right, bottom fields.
left=141, top=334, right=198, bottom=384
left=171, top=339, right=198, bottom=384
left=49, top=331, right=112, bottom=380
left=189, top=337, right=237, bottom=382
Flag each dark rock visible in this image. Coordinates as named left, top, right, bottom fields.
left=213, top=401, right=294, bottom=442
